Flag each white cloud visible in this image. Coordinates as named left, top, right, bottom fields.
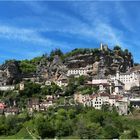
left=0, top=24, right=74, bottom=51
left=0, top=25, right=54, bottom=46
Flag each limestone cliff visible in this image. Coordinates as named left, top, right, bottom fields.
left=0, top=60, right=21, bottom=84
left=0, top=45, right=134, bottom=84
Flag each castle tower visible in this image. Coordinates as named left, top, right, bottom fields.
left=100, top=43, right=103, bottom=51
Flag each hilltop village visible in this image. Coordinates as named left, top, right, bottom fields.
left=0, top=43, right=139, bottom=116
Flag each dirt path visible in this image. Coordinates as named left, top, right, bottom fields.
left=26, top=127, right=37, bottom=139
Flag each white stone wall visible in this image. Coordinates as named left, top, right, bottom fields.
left=92, top=79, right=109, bottom=85
left=0, top=85, right=15, bottom=91
left=67, top=69, right=88, bottom=76
left=108, top=98, right=116, bottom=106
left=111, top=71, right=140, bottom=91
left=91, top=96, right=103, bottom=109
left=85, top=96, right=109, bottom=109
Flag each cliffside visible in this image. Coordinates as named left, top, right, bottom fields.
left=0, top=60, right=21, bottom=85
left=0, top=45, right=134, bottom=84
left=36, top=55, right=67, bottom=82
left=64, top=46, right=133, bottom=76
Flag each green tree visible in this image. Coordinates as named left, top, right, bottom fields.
left=103, top=125, right=120, bottom=139
left=41, top=86, right=50, bottom=95
left=20, top=82, right=41, bottom=97
left=54, top=109, right=73, bottom=137
left=5, top=115, right=22, bottom=135
left=0, top=116, right=6, bottom=135
left=35, top=116, right=55, bottom=138
left=49, top=49, right=63, bottom=61
left=85, top=123, right=102, bottom=139
left=113, top=46, right=121, bottom=50
left=130, top=129, right=139, bottom=138
left=20, top=60, right=36, bottom=73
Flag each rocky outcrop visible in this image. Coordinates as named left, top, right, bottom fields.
left=92, top=61, right=99, bottom=75
left=64, top=50, right=133, bottom=77
left=130, top=64, right=140, bottom=72
left=65, top=53, right=94, bottom=68
left=0, top=60, right=21, bottom=84
left=36, top=55, right=68, bottom=82
left=0, top=46, right=134, bottom=84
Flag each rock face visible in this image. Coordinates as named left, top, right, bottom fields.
left=47, top=55, right=67, bottom=81
left=0, top=47, right=134, bottom=85
left=92, top=61, right=99, bottom=75
left=0, top=60, right=21, bottom=85
left=64, top=50, right=133, bottom=77
left=36, top=55, right=68, bottom=82
left=65, top=53, right=94, bottom=68
left=130, top=64, right=140, bottom=72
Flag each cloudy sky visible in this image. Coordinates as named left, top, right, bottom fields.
left=0, top=1, right=140, bottom=63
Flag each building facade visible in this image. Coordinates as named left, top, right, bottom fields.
left=74, top=92, right=128, bottom=115
left=111, top=71, right=140, bottom=91
left=0, top=85, right=15, bottom=91
left=67, top=65, right=92, bottom=77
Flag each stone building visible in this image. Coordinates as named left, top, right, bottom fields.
left=0, top=85, right=15, bottom=91
left=74, top=92, right=128, bottom=115
left=111, top=70, right=140, bottom=90
left=67, top=65, right=92, bottom=77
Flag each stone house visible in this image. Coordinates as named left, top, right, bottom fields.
left=74, top=92, right=129, bottom=115
left=0, top=85, right=15, bottom=91
left=84, top=93, right=110, bottom=109
left=111, top=70, right=140, bottom=91
left=74, top=93, right=90, bottom=104
left=27, top=97, right=55, bottom=112
left=67, top=65, right=92, bottom=77
left=27, top=98, right=40, bottom=112
left=4, top=107, right=19, bottom=117
left=39, top=99, right=54, bottom=111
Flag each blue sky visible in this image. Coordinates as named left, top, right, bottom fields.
left=0, top=1, right=140, bottom=64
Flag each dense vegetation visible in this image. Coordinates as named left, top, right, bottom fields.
left=0, top=106, right=139, bottom=139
